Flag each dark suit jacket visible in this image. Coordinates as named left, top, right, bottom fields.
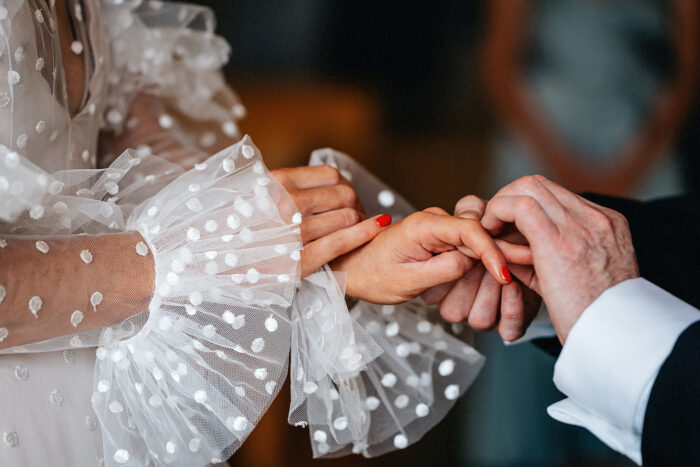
left=539, top=194, right=700, bottom=465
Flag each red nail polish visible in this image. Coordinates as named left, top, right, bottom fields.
left=376, top=214, right=392, bottom=227
left=501, top=266, right=512, bottom=283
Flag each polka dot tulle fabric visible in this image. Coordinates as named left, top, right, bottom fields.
left=0, top=1, right=485, bottom=466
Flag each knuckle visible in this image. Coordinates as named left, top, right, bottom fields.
left=515, top=175, right=539, bottom=191
left=321, top=165, right=342, bottom=183
left=341, top=185, right=358, bottom=206
left=468, top=313, right=495, bottom=330
left=341, top=208, right=361, bottom=226
left=516, top=196, right=539, bottom=214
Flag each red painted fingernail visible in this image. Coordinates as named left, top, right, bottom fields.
left=501, top=266, right=512, bottom=283
left=376, top=214, right=392, bottom=227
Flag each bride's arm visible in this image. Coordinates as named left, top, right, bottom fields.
left=0, top=232, right=154, bottom=349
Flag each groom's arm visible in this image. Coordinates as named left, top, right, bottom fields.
left=532, top=194, right=700, bottom=358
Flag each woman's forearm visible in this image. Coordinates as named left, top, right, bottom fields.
left=0, top=232, right=154, bottom=349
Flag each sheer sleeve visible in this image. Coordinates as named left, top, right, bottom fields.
left=288, top=150, right=485, bottom=457
left=99, top=0, right=245, bottom=169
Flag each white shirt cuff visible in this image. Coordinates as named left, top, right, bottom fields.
left=549, top=278, right=700, bottom=463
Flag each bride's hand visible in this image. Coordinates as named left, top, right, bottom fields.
left=331, top=207, right=531, bottom=304
left=423, top=195, right=541, bottom=341
left=270, top=165, right=392, bottom=278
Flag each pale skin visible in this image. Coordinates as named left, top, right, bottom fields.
left=438, top=175, right=640, bottom=345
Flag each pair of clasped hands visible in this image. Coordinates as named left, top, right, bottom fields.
left=274, top=165, right=638, bottom=345
left=273, top=166, right=536, bottom=342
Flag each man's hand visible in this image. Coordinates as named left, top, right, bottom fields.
left=424, top=195, right=541, bottom=342
left=482, top=175, right=640, bottom=343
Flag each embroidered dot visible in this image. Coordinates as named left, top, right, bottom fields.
left=222, top=159, right=235, bottom=173
left=385, top=322, right=399, bottom=337
left=415, top=403, right=429, bottom=417
left=205, top=261, right=218, bottom=275
left=277, top=274, right=290, bottom=283
left=7, top=70, right=20, bottom=85
left=394, top=394, right=409, bottom=409
left=189, top=291, right=203, bottom=306
left=81, top=150, right=89, bottom=162
left=290, top=250, right=301, bottom=261
left=365, top=396, right=380, bottom=411
left=90, top=291, right=103, bottom=311
left=35, top=9, right=44, bottom=23
left=246, top=268, right=260, bottom=284
left=35, top=240, right=49, bottom=253
left=0, top=7, right=7, bottom=20
left=70, top=41, right=83, bottom=54
left=28, top=296, right=42, bottom=318
left=158, top=114, right=173, bottom=129
left=264, top=315, right=278, bottom=332
left=254, top=368, right=268, bottom=380
left=222, top=121, right=237, bottom=137
left=378, top=190, right=396, bottom=207
left=241, top=144, right=255, bottom=159
left=109, top=401, right=124, bottom=413
left=251, top=337, right=265, bottom=353
left=188, top=183, right=200, bottom=193
left=113, top=449, right=129, bottom=464
left=97, top=380, right=111, bottom=393
left=186, top=198, right=203, bottom=212
left=292, top=212, right=302, bottom=225
left=417, top=321, right=432, bottom=333
left=16, top=133, right=27, bottom=149
left=227, top=214, right=241, bottom=230
left=303, top=381, right=318, bottom=394
left=188, top=438, right=201, bottom=453
left=393, top=434, right=408, bottom=449
left=202, top=324, right=216, bottom=338
left=193, top=390, right=207, bottom=404
left=49, top=389, right=63, bottom=406
left=224, top=253, right=238, bottom=267
left=35, top=57, right=45, bottom=71
left=234, top=197, right=253, bottom=218
left=204, top=220, right=218, bottom=232
left=444, top=384, right=460, bottom=400
left=70, top=310, right=84, bottom=327
left=135, top=242, right=148, bottom=256
left=333, top=416, right=348, bottom=431
left=3, top=431, right=18, bottom=448
left=63, top=350, right=75, bottom=364
left=438, top=359, right=455, bottom=377
left=85, top=416, right=97, bottom=431
left=186, top=227, right=200, bottom=241
left=166, top=441, right=176, bottom=454
left=0, top=239, right=6, bottom=248
left=0, top=327, right=7, bottom=342
left=29, top=205, right=45, bottom=220
left=80, top=249, right=93, bottom=264
left=381, top=373, right=397, bottom=388
left=14, top=365, right=28, bottom=380
left=313, top=430, right=327, bottom=443
left=0, top=284, right=5, bottom=303
left=226, top=416, right=248, bottom=432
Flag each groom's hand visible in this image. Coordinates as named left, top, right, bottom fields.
left=424, top=196, right=541, bottom=341
left=482, top=175, right=639, bottom=344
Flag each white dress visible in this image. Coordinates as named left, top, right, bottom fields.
left=0, top=1, right=484, bottom=466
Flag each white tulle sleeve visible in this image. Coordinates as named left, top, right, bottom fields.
left=2, top=137, right=304, bottom=466
left=287, top=149, right=485, bottom=458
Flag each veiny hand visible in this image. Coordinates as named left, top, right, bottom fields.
left=331, top=208, right=531, bottom=304
left=482, top=175, right=639, bottom=344
left=423, top=196, right=541, bottom=341
left=270, top=165, right=378, bottom=278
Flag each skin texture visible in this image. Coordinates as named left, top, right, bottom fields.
left=424, top=196, right=541, bottom=341
left=481, top=175, right=640, bottom=344
left=0, top=233, right=154, bottom=349
left=332, top=208, right=532, bottom=304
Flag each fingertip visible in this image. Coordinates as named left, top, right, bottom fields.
left=375, top=213, right=392, bottom=228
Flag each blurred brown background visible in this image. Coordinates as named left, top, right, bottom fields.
left=192, top=1, right=698, bottom=465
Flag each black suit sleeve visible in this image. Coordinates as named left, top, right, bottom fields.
left=641, top=320, right=700, bottom=466
left=533, top=194, right=700, bottom=357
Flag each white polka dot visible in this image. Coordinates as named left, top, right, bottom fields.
left=444, top=384, right=460, bottom=400
left=385, top=322, right=399, bottom=337
left=194, top=390, right=207, bottom=404
left=251, top=337, right=265, bottom=353
left=415, top=403, right=429, bottom=417
left=394, top=394, right=409, bottom=409
left=365, top=396, right=380, bottom=411
left=35, top=240, right=49, bottom=253
left=265, top=315, right=278, bottom=332
left=70, top=41, right=83, bottom=54
left=113, top=449, right=129, bottom=464
left=313, top=430, right=327, bottom=443
left=80, top=249, right=93, bottom=264
left=70, top=310, right=84, bottom=327
left=228, top=416, right=248, bottom=432
left=438, top=359, right=455, bottom=377
left=381, top=373, right=397, bottom=387
left=393, top=434, right=408, bottom=449
left=241, top=144, right=255, bottom=159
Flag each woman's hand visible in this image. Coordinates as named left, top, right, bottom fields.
left=331, top=208, right=531, bottom=304
left=270, top=165, right=392, bottom=278
left=423, top=195, right=541, bottom=342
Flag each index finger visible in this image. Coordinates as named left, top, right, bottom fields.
left=482, top=195, right=558, bottom=245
